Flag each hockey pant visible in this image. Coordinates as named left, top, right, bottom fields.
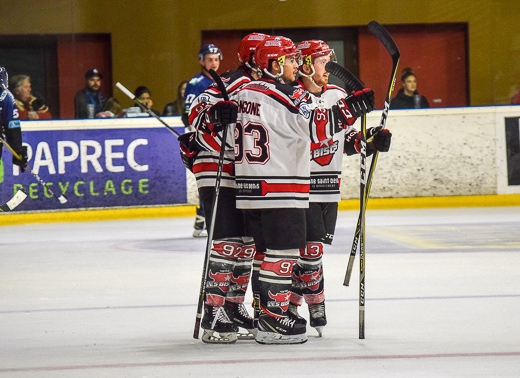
left=258, top=248, right=299, bottom=318
left=205, top=237, right=255, bottom=307
left=290, top=242, right=325, bottom=306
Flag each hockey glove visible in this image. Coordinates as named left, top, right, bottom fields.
left=178, top=132, right=198, bottom=172
left=208, top=101, right=238, bottom=129
left=12, top=146, right=28, bottom=172
left=367, top=126, right=392, bottom=152
left=332, top=88, right=375, bottom=128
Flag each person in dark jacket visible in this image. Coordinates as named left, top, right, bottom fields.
left=391, top=67, right=430, bottom=109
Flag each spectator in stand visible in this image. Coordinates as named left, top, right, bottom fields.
left=96, top=97, right=124, bottom=118
left=74, top=68, right=107, bottom=118
left=390, top=67, right=430, bottom=109
left=133, top=86, right=160, bottom=116
left=8, top=75, right=52, bottom=120
left=163, top=80, right=188, bottom=116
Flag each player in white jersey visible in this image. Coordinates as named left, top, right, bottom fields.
left=232, top=36, right=375, bottom=344
left=179, top=33, right=268, bottom=343
left=288, top=40, right=392, bottom=336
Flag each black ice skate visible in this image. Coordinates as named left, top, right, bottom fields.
left=255, top=314, right=307, bottom=345
left=201, top=304, right=237, bottom=344
left=308, top=301, right=327, bottom=337
left=226, top=302, right=257, bottom=340
left=288, top=303, right=307, bottom=325
left=192, top=213, right=207, bottom=237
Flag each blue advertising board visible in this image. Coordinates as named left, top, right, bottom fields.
left=0, top=119, right=187, bottom=211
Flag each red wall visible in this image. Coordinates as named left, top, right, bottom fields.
left=359, top=24, right=467, bottom=109
left=57, top=35, right=112, bottom=119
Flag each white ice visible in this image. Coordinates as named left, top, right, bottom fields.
left=1, top=207, right=519, bottom=377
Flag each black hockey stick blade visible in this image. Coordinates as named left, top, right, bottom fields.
left=325, top=62, right=364, bottom=92
left=0, top=188, right=28, bottom=212
left=207, top=69, right=229, bottom=101
left=367, top=21, right=400, bottom=59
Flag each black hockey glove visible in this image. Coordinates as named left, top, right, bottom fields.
left=178, top=132, right=198, bottom=172
left=332, top=88, right=374, bottom=128
left=12, top=146, right=28, bottom=172
left=367, top=126, right=392, bottom=152
left=208, top=101, right=238, bottom=129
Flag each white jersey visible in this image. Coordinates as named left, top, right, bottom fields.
left=307, top=83, right=349, bottom=203
left=188, top=68, right=253, bottom=189
left=232, top=78, right=339, bottom=209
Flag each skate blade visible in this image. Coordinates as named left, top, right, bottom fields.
left=255, top=330, right=308, bottom=345
left=312, top=326, right=324, bottom=338
left=201, top=330, right=237, bottom=344
left=237, top=328, right=257, bottom=340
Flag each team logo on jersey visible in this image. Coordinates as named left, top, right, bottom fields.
left=289, top=87, right=305, bottom=100
left=299, top=103, right=311, bottom=118
left=310, top=139, right=339, bottom=166
left=267, top=291, right=290, bottom=312
left=197, top=94, right=210, bottom=103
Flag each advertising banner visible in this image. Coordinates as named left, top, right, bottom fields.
left=505, top=117, right=520, bottom=186
left=0, top=120, right=186, bottom=211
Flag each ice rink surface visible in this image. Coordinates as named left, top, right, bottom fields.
left=1, top=207, right=519, bottom=377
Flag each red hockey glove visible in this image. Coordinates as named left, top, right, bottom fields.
left=12, top=146, right=28, bottom=172
left=367, top=126, right=392, bottom=152
left=208, top=100, right=238, bottom=129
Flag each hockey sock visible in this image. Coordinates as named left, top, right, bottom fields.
left=226, top=237, right=256, bottom=303
left=299, top=242, right=325, bottom=305
left=258, top=248, right=299, bottom=318
left=205, top=238, right=241, bottom=306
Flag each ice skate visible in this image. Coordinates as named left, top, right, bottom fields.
left=308, top=301, right=327, bottom=337
left=226, top=302, right=257, bottom=340
left=201, top=305, right=237, bottom=344
left=288, top=303, right=307, bottom=325
left=192, top=214, right=207, bottom=237
left=255, top=314, right=307, bottom=345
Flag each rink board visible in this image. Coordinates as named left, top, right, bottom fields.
left=0, top=117, right=186, bottom=211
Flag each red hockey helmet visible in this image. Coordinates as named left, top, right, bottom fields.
left=254, top=36, right=298, bottom=73
left=296, top=40, right=336, bottom=67
left=237, top=33, right=270, bottom=66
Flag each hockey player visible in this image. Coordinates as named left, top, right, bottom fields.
left=1, top=67, right=27, bottom=191
left=183, top=43, right=223, bottom=238
left=288, top=40, right=392, bottom=336
left=179, top=33, right=269, bottom=343
left=232, top=36, right=375, bottom=344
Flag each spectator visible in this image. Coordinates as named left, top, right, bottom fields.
left=183, top=43, right=223, bottom=237
left=96, top=97, right=123, bottom=118
left=390, top=67, right=430, bottom=109
left=133, top=86, right=160, bottom=116
left=8, top=74, right=52, bottom=120
left=162, top=80, right=188, bottom=116
left=74, top=68, right=107, bottom=118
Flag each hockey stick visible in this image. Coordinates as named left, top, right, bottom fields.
left=193, top=68, right=232, bottom=340
left=116, top=82, right=181, bottom=137
left=0, top=137, right=68, bottom=204
left=342, top=21, right=400, bottom=289
left=0, top=188, right=28, bottom=212
left=325, top=62, right=370, bottom=290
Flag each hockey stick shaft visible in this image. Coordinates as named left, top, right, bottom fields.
left=193, top=69, right=230, bottom=339
left=344, top=21, right=400, bottom=287
left=116, top=82, right=181, bottom=137
left=0, top=137, right=68, bottom=204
